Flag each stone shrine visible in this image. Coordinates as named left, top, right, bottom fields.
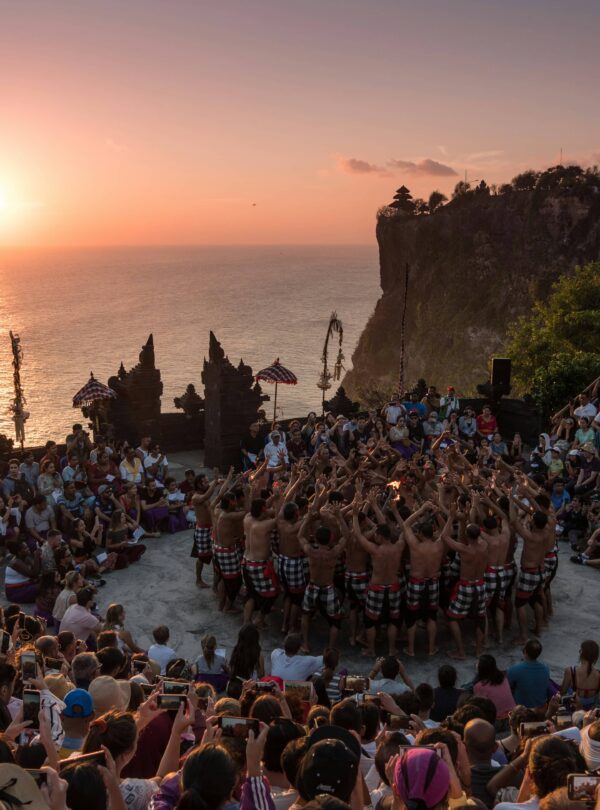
left=107, top=334, right=164, bottom=441
left=202, top=332, right=267, bottom=469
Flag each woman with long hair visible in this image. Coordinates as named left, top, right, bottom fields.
left=176, top=743, right=239, bottom=810
left=193, top=633, right=229, bottom=678
left=229, top=623, right=264, bottom=681
left=53, top=570, right=84, bottom=628
left=86, top=449, right=122, bottom=496
left=105, top=603, right=144, bottom=654
left=37, top=460, right=64, bottom=506
left=473, top=654, right=515, bottom=731
left=105, top=510, right=146, bottom=569
left=560, top=640, right=600, bottom=709
left=81, top=707, right=192, bottom=810
left=69, top=517, right=116, bottom=578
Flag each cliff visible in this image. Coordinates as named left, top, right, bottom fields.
left=344, top=176, right=600, bottom=400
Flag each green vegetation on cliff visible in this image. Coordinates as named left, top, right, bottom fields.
left=507, top=262, right=600, bottom=415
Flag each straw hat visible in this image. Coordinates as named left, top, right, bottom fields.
left=0, top=764, right=50, bottom=810
left=89, top=676, right=130, bottom=714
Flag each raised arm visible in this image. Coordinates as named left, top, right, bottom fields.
left=352, top=505, right=378, bottom=554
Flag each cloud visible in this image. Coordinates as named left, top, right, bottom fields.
left=386, top=158, right=458, bottom=177
left=337, top=157, right=390, bottom=176
left=465, top=149, right=504, bottom=163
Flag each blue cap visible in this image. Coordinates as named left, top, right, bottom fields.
left=63, top=688, right=94, bottom=719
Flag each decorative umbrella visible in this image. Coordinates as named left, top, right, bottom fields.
left=73, top=372, right=116, bottom=432
left=256, top=358, right=298, bottom=420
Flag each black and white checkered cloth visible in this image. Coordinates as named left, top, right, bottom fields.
left=515, top=567, right=544, bottom=599
left=278, top=555, right=309, bottom=594
left=302, top=582, right=341, bottom=618
left=447, top=579, right=486, bottom=619
left=242, top=558, right=279, bottom=597
left=190, top=525, right=213, bottom=560
left=365, top=582, right=402, bottom=622
left=484, top=565, right=510, bottom=605
left=344, top=571, right=369, bottom=606
left=213, top=544, right=242, bottom=579
left=406, top=576, right=440, bottom=612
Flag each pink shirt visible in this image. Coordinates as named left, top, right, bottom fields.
left=473, top=677, right=516, bottom=719
left=60, top=604, right=101, bottom=642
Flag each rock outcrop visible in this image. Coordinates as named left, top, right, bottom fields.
left=344, top=178, right=600, bottom=400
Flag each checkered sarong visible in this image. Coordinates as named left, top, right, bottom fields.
left=344, top=570, right=369, bottom=607
left=242, top=558, right=279, bottom=598
left=302, top=582, right=341, bottom=619
left=190, top=525, right=212, bottom=560
left=406, top=576, right=440, bottom=612
left=515, top=566, right=544, bottom=600
left=484, top=565, right=509, bottom=606
left=278, top=555, right=309, bottom=594
left=447, top=579, right=486, bottom=619
left=213, top=544, right=242, bottom=579
left=365, top=582, right=402, bottom=622
left=544, top=545, right=559, bottom=585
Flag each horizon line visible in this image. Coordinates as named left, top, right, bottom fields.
left=0, top=241, right=376, bottom=251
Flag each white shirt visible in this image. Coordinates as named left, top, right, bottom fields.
left=575, top=403, right=598, bottom=419
left=147, top=643, right=177, bottom=675
left=495, top=799, right=539, bottom=810
left=264, top=442, right=288, bottom=468
left=368, top=677, right=409, bottom=696
left=384, top=404, right=404, bottom=425
left=270, top=649, right=323, bottom=681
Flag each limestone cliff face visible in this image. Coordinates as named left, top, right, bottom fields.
left=344, top=189, right=600, bottom=399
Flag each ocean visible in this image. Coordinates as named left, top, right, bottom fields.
left=0, top=245, right=380, bottom=444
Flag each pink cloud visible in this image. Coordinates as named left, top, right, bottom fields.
left=336, top=157, right=390, bottom=176
left=386, top=158, right=458, bottom=177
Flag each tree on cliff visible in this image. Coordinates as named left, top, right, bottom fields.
left=428, top=190, right=447, bottom=213
left=507, top=262, right=600, bottom=414
left=389, top=185, right=415, bottom=214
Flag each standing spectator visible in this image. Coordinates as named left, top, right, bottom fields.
left=431, top=665, right=463, bottom=723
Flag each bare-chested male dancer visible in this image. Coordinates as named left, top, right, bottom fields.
left=190, top=471, right=220, bottom=588
left=242, top=498, right=280, bottom=628
left=299, top=507, right=347, bottom=652
left=352, top=501, right=405, bottom=658
left=442, top=511, right=489, bottom=659
left=403, top=501, right=446, bottom=657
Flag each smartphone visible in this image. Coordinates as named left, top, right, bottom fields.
left=283, top=681, right=312, bottom=700
left=157, top=694, right=187, bottom=711
left=398, top=745, right=443, bottom=758
left=387, top=714, right=412, bottom=730
left=25, top=769, right=47, bottom=787
left=519, top=721, right=548, bottom=738
left=567, top=774, right=600, bottom=801
left=132, top=659, right=147, bottom=674
left=59, top=750, right=107, bottom=772
left=0, top=630, right=10, bottom=654
left=554, top=714, right=573, bottom=730
left=44, top=657, right=64, bottom=672
left=140, top=683, right=155, bottom=697
left=22, top=689, right=41, bottom=730
left=255, top=681, right=275, bottom=693
left=218, top=716, right=260, bottom=739
left=344, top=676, right=369, bottom=693
left=21, top=652, right=38, bottom=682
left=162, top=680, right=188, bottom=695
left=559, top=695, right=575, bottom=708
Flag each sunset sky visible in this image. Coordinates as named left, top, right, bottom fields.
left=2, top=0, right=599, bottom=246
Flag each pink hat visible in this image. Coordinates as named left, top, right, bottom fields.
left=394, top=748, right=450, bottom=809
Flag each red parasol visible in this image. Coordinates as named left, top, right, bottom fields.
left=256, top=358, right=298, bottom=420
